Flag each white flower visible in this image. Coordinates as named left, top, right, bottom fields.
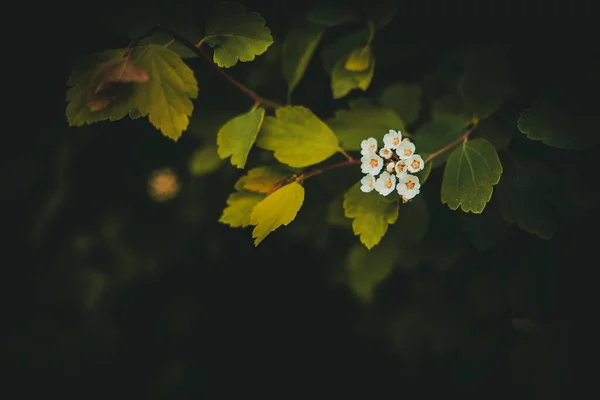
left=396, top=174, right=421, bottom=201
left=396, top=139, right=416, bottom=160
left=375, top=171, right=396, bottom=196
left=394, top=161, right=408, bottom=177
left=361, top=152, right=384, bottom=175
left=360, top=174, right=376, bottom=193
left=385, top=161, right=396, bottom=173
left=379, top=147, right=394, bottom=159
left=383, top=129, right=403, bottom=149
left=360, top=137, right=378, bottom=155
left=405, top=154, right=425, bottom=173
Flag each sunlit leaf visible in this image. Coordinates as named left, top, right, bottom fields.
left=256, top=106, right=340, bottom=167
left=458, top=46, right=511, bottom=120
left=327, top=101, right=405, bottom=150
left=441, top=138, right=503, bottom=213
left=321, top=28, right=373, bottom=73
left=219, top=192, right=265, bottom=228
left=250, top=182, right=305, bottom=245
left=189, top=144, right=223, bottom=176
left=345, top=241, right=399, bottom=302
left=234, top=166, right=289, bottom=193
left=132, top=44, right=198, bottom=141
left=282, top=21, right=325, bottom=97
left=343, top=183, right=399, bottom=249
left=517, top=97, right=596, bottom=150
left=203, top=1, right=273, bottom=68
left=495, top=157, right=557, bottom=239
left=332, top=46, right=375, bottom=99
left=378, top=82, right=422, bottom=126
left=66, top=49, right=135, bottom=126
left=217, top=106, right=265, bottom=168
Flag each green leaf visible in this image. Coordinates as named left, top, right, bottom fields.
left=343, top=183, right=399, bottom=249
left=331, top=45, right=375, bottom=99
left=378, top=82, right=422, bottom=126
left=282, top=21, right=325, bottom=97
left=495, top=157, right=557, bottom=239
left=413, top=115, right=470, bottom=166
left=327, top=101, right=405, bottom=150
left=417, top=161, right=433, bottom=184
left=219, top=191, right=265, bottom=228
left=217, top=106, right=265, bottom=168
left=441, top=138, right=503, bottom=213
left=234, top=166, right=289, bottom=193
left=321, top=24, right=374, bottom=72
left=345, top=241, right=399, bottom=302
left=250, top=182, right=305, bottom=245
left=517, top=97, right=596, bottom=150
left=256, top=106, right=340, bottom=167
left=66, top=49, right=135, bottom=126
left=189, top=144, right=223, bottom=176
left=458, top=46, right=511, bottom=120
left=132, top=44, right=198, bottom=141
left=306, top=2, right=360, bottom=27
left=203, top=1, right=273, bottom=68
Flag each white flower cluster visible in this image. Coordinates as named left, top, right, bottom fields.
left=360, top=129, right=424, bottom=202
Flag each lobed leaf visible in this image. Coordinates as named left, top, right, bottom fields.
left=256, top=106, right=340, bottom=167
left=441, top=138, right=503, bottom=213
left=250, top=182, right=305, bottom=245
left=204, top=1, right=273, bottom=68
left=133, top=44, right=199, bottom=141
left=343, top=183, right=399, bottom=249
left=217, top=106, right=266, bottom=168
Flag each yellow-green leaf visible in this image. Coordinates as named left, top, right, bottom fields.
left=345, top=46, right=372, bottom=72
left=203, top=1, right=273, bottom=68
left=282, top=21, right=325, bottom=97
left=327, top=101, right=405, bottom=150
left=66, top=49, right=135, bottom=126
left=441, top=138, right=503, bottom=213
left=219, top=192, right=265, bottom=228
left=332, top=50, right=375, bottom=99
left=343, top=183, right=399, bottom=249
left=234, top=166, right=289, bottom=193
left=256, top=106, right=340, bottom=167
left=378, top=82, right=422, bottom=126
left=250, top=182, right=305, bottom=245
left=189, top=144, right=223, bottom=176
left=132, top=44, right=198, bottom=141
left=217, top=106, right=265, bottom=168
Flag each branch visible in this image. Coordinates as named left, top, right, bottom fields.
left=128, top=25, right=283, bottom=110
left=424, top=119, right=479, bottom=164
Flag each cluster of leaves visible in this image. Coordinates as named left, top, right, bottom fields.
left=65, top=0, right=596, bottom=258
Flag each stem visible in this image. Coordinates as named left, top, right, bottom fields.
left=424, top=119, right=479, bottom=164
left=338, top=147, right=353, bottom=161
left=128, top=26, right=283, bottom=110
